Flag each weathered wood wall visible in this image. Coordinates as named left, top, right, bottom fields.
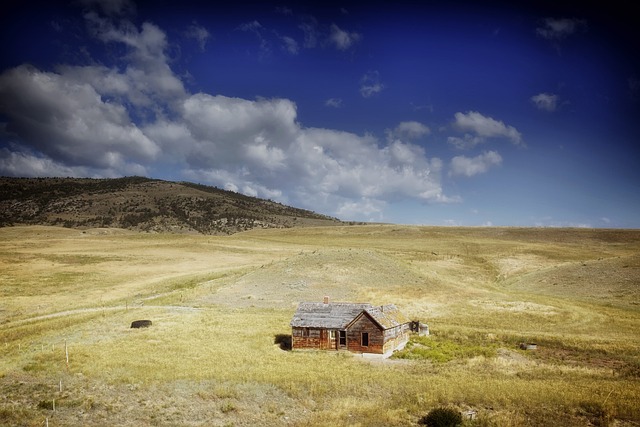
left=346, top=314, right=384, bottom=354
left=292, top=319, right=410, bottom=354
left=292, top=327, right=336, bottom=350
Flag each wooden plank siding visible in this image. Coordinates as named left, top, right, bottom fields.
left=346, top=311, right=385, bottom=354
left=292, top=327, right=338, bottom=350
left=383, top=324, right=410, bottom=354
left=290, top=300, right=414, bottom=356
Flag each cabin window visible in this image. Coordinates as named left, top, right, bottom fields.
left=362, top=332, right=369, bottom=347
left=339, top=330, right=346, bottom=346
left=329, top=330, right=336, bottom=340
left=303, top=328, right=309, bottom=337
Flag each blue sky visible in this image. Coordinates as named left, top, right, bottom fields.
left=0, top=0, right=638, bottom=227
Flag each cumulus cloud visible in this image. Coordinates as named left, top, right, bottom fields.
left=0, top=2, right=459, bottom=222
left=329, top=24, right=361, bottom=50
left=536, top=18, right=587, bottom=40
left=177, top=117, right=453, bottom=219
left=452, top=111, right=523, bottom=147
left=83, top=12, right=186, bottom=106
left=0, top=65, right=158, bottom=170
left=531, top=92, right=559, bottom=111
left=335, top=198, right=386, bottom=222
left=360, top=71, right=384, bottom=98
left=0, top=147, right=88, bottom=178
left=449, top=151, right=502, bottom=177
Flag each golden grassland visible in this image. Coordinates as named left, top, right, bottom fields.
left=1, top=225, right=639, bottom=426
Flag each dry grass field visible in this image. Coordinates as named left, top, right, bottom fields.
left=1, top=225, right=639, bottom=426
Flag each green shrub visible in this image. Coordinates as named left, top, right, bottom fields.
left=394, top=335, right=497, bottom=363
left=419, top=407, right=463, bottom=426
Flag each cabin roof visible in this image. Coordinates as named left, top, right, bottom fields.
left=290, top=302, right=410, bottom=330
left=363, top=304, right=411, bottom=329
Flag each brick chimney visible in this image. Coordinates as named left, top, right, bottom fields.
left=323, top=296, right=330, bottom=304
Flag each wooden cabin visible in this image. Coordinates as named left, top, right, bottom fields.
left=290, top=298, right=411, bottom=357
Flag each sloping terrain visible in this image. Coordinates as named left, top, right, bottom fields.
left=1, top=225, right=639, bottom=426
left=0, top=176, right=341, bottom=234
left=502, top=254, right=640, bottom=308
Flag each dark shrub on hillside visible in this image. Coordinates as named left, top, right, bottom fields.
left=418, top=407, right=462, bottom=427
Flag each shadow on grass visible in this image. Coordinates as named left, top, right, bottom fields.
left=274, top=334, right=292, bottom=351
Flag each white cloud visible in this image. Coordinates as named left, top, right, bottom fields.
left=447, top=134, right=485, bottom=150
left=83, top=12, right=186, bottom=105
left=329, top=24, right=361, bottom=50
left=0, top=4, right=460, bottom=222
left=143, top=92, right=453, bottom=215
left=449, top=151, right=502, bottom=177
left=245, top=143, right=287, bottom=171
left=452, top=111, right=523, bottom=146
left=387, top=121, right=431, bottom=141
left=531, top=92, right=559, bottom=112
left=325, top=98, right=343, bottom=108
left=360, top=71, right=384, bottom=98
left=0, top=147, right=86, bottom=178
left=536, top=18, right=587, bottom=40
left=335, top=198, right=386, bottom=222
left=180, top=94, right=299, bottom=157
left=0, top=146, right=145, bottom=178
left=0, top=65, right=159, bottom=169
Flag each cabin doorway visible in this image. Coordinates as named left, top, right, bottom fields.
left=339, top=330, right=347, bottom=348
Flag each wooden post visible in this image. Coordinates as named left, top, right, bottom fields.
left=64, top=339, right=69, bottom=369
left=53, top=399, right=55, bottom=412
left=45, top=417, right=49, bottom=427
left=59, top=379, right=63, bottom=393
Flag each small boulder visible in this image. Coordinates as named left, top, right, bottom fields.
left=131, top=320, right=152, bottom=329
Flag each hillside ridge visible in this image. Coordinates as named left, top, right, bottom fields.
left=0, top=176, right=342, bottom=234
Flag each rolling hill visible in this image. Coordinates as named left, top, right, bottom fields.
left=0, top=176, right=342, bottom=234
